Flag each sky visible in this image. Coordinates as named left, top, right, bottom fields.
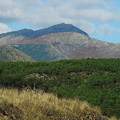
left=0, top=0, right=120, bottom=43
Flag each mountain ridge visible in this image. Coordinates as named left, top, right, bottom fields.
left=0, top=23, right=89, bottom=39
left=0, top=23, right=120, bottom=61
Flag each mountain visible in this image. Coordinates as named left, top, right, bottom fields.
left=0, top=23, right=120, bottom=61
left=0, top=46, right=32, bottom=61
left=0, top=23, right=89, bottom=39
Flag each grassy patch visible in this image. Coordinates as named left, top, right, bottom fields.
left=0, top=88, right=117, bottom=120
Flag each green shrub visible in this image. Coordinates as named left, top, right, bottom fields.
left=0, top=59, right=120, bottom=118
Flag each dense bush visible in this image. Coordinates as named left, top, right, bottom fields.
left=0, top=59, right=120, bottom=118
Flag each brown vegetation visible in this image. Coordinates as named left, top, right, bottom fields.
left=0, top=89, right=117, bottom=120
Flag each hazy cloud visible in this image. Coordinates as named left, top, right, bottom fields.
left=0, top=23, right=11, bottom=33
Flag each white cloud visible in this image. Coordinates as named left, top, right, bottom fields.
left=0, top=0, right=118, bottom=23
left=72, top=9, right=117, bottom=22
left=0, top=23, right=11, bottom=33
left=0, top=0, right=119, bottom=35
left=0, top=0, right=23, bottom=21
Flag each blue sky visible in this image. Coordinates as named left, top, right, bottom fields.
left=0, top=0, right=120, bottom=43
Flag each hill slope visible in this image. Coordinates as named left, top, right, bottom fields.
left=14, top=32, right=120, bottom=60
left=0, top=46, right=32, bottom=61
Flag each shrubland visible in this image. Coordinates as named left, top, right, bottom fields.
left=0, top=59, right=119, bottom=118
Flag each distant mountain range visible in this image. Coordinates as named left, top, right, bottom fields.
left=0, top=23, right=120, bottom=61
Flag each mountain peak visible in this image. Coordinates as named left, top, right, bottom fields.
left=55, top=23, right=74, bottom=26
left=51, top=23, right=75, bottom=28
left=35, top=23, right=89, bottom=37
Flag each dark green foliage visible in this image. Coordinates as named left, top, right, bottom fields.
left=0, top=59, right=120, bottom=118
